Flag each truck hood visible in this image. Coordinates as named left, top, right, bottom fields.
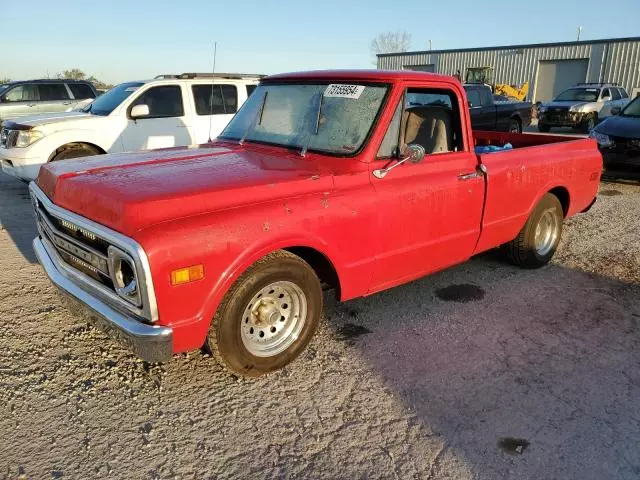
left=543, top=100, right=586, bottom=109
left=36, top=143, right=333, bottom=236
left=6, top=111, right=95, bottom=128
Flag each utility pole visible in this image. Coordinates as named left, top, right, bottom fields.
left=577, top=26, right=583, bottom=41
left=429, top=40, right=432, bottom=51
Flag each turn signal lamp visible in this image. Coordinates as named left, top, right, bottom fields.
left=170, top=264, right=204, bottom=285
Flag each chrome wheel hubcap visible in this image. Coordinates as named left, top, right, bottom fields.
left=241, top=281, right=307, bottom=357
left=534, top=209, right=559, bottom=256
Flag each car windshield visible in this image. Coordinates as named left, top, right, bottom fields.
left=554, top=88, right=599, bottom=102
left=0, top=84, right=9, bottom=95
left=219, top=83, right=388, bottom=155
left=621, top=96, right=640, bottom=117
left=81, top=81, right=144, bottom=116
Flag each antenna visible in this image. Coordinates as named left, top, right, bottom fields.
left=207, top=42, right=218, bottom=143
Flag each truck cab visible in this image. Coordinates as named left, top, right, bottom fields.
left=31, top=70, right=602, bottom=377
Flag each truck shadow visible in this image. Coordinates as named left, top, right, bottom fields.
left=321, top=253, right=640, bottom=479
left=0, top=174, right=37, bottom=263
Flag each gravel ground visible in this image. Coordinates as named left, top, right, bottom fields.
left=1, top=173, right=640, bottom=480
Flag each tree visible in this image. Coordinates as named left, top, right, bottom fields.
left=370, top=31, right=412, bottom=64
left=0, top=77, right=10, bottom=84
left=59, top=68, right=87, bottom=80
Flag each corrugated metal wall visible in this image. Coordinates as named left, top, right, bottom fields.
left=377, top=39, right=640, bottom=101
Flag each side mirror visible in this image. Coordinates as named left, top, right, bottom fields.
left=468, top=101, right=473, bottom=108
left=611, top=106, right=622, bottom=116
left=130, top=104, right=150, bottom=119
left=372, top=144, right=425, bottom=179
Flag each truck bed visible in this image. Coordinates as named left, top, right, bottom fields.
left=471, top=131, right=602, bottom=254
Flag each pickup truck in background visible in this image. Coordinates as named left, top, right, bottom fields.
left=464, top=84, right=532, bottom=133
left=31, top=70, right=602, bottom=377
left=0, top=73, right=260, bottom=182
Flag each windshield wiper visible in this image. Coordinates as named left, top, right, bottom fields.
left=300, top=92, right=324, bottom=157
left=239, top=90, right=268, bottom=145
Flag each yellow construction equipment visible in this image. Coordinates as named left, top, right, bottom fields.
left=464, top=66, right=529, bottom=102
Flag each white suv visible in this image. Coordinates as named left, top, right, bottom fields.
left=0, top=73, right=261, bottom=181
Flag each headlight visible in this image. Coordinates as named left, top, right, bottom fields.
left=15, top=130, right=44, bottom=148
left=569, top=104, right=588, bottom=113
left=108, top=246, right=142, bottom=307
left=589, top=130, right=613, bottom=147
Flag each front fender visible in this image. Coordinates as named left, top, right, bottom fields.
left=28, top=129, right=114, bottom=162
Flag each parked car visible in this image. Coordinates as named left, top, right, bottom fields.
left=589, top=95, right=640, bottom=168
left=30, top=70, right=601, bottom=377
left=464, top=84, right=532, bottom=133
left=0, top=79, right=97, bottom=123
left=0, top=73, right=261, bottom=181
left=538, top=83, right=630, bottom=133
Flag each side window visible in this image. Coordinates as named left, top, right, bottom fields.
left=376, top=100, right=402, bottom=159
left=466, top=89, right=482, bottom=107
left=601, top=88, right=611, bottom=100
left=131, top=85, right=184, bottom=118
left=3, top=84, right=38, bottom=102
left=620, top=88, right=629, bottom=99
left=246, top=84, right=257, bottom=98
left=192, top=84, right=237, bottom=115
left=68, top=83, right=96, bottom=100
left=611, top=88, right=621, bottom=101
left=479, top=89, right=493, bottom=106
left=38, top=83, right=70, bottom=101
left=401, top=88, right=463, bottom=155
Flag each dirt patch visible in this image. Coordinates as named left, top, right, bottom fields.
left=335, top=323, right=372, bottom=341
left=599, top=190, right=623, bottom=197
left=497, top=437, right=530, bottom=455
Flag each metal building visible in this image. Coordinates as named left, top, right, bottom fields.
left=377, top=37, right=640, bottom=102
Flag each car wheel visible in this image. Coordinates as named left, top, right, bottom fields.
left=51, top=144, right=101, bottom=161
left=205, top=250, right=322, bottom=377
left=537, top=122, right=550, bottom=133
left=509, top=118, right=522, bottom=134
left=505, top=193, right=563, bottom=269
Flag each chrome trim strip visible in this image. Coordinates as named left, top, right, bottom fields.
left=34, top=238, right=172, bottom=362
left=29, top=182, right=159, bottom=323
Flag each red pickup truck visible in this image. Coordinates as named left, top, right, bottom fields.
left=31, top=70, right=602, bottom=377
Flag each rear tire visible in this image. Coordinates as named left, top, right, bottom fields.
left=537, top=121, right=550, bottom=133
left=51, top=144, right=101, bottom=161
left=205, top=251, right=322, bottom=377
left=508, top=118, right=522, bottom=134
left=505, top=193, right=563, bottom=269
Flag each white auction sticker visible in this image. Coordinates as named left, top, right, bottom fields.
left=324, top=84, right=366, bottom=99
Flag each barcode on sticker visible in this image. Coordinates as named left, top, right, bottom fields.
left=324, top=84, right=365, bottom=99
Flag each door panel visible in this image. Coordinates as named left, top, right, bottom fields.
left=369, top=85, right=484, bottom=292
left=370, top=151, right=484, bottom=292
left=120, top=85, right=193, bottom=151
left=36, top=83, right=72, bottom=114
left=0, top=84, right=39, bottom=120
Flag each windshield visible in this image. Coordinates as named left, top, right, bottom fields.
left=81, top=81, right=144, bottom=116
left=554, top=88, right=599, bottom=102
left=219, top=83, right=388, bottom=155
left=621, top=96, right=640, bottom=117
left=0, top=84, right=9, bottom=95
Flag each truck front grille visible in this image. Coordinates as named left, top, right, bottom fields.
left=0, top=127, right=18, bottom=148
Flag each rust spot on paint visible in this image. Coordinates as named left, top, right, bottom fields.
left=283, top=204, right=293, bottom=214
left=310, top=174, right=320, bottom=181
left=263, top=222, right=271, bottom=232
left=321, top=198, right=329, bottom=209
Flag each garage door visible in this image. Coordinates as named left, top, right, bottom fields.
left=404, top=64, right=435, bottom=73
left=534, top=59, right=589, bottom=102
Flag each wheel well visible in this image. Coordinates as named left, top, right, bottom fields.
left=284, top=247, right=341, bottom=297
left=48, top=142, right=106, bottom=161
left=548, top=186, right=570, bottom=216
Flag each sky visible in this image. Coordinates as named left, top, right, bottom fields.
left=1, top=0, right=638, bottom=84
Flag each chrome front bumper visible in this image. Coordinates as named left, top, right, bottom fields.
left=33, top=237, right=173, bottom=362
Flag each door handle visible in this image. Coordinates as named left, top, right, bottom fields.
left=62, top=101, right=72, bottom=105
left=458, top=172, right=481, bottom=181
left=28, top=103, right=37, bottom=107
left=458, top=164, right=487, bottom=181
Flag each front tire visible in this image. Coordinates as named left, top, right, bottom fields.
left=206, top=251, right=322, bottom=377
left=51, top=144, right=101, bottom=161
left=580, top=114, right=597, bottom=134
left=505, top=193, right=563, bottom=269
left=508, top=118, right=522, bottom=134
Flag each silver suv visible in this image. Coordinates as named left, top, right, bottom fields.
left=0, top=79, right=98, bottom=123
